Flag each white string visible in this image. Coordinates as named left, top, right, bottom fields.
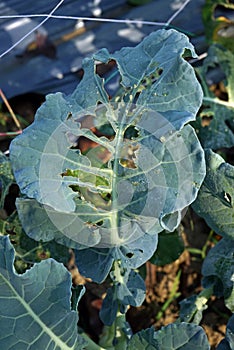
left=189, top=52, right=207, bottom=64
left=0, top=0, right=65, bottom=58
left=0, top=14, right=167, bottom=27
left=165, top=0, right=191, bottom=26
left=0, top=0, right=192, bottom=59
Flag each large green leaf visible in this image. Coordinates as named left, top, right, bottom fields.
left=193, top=149, right=234, bottom=238
left=126, top=323, right=210, bottom=349
left=100, top=268, right=145, bottom=325
left=202, top=238, right=234, bottom=312
left=0, top=236, right=85, bottom=349
left=16, top=197, right=103, bottom=250
left=95, top=29, right=202, bottom=115
left=75, top=232, right=158, bottom=283
left=194, top=45, right=234, bottom=149
left=10, top=29, right=205, bottom=252
left=150, top=229, right=184, bottom=266
left=0, top=210, right=70, bottom=273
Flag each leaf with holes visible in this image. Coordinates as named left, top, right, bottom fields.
left=100, top=268, right=145, bottom=325
left=0, top=209, right=70, bottom=272
left=10, top=29, right=205, bottom=256
left=75, top=232, right=158, bottom=283
left=202, top=0, right=234, bottom=53
left=193, top=45, right=234, bottom=149
left=193, top=149, right=234, bottom=239
left=202, top=238, right=234, bottom=312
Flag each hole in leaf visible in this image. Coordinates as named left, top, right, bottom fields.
left=141, top=67, right=163, bottom=88
left=66, top=112, right=73, bottom=120
left=209, top=81, right=228, bottom=100
left=77, top=135, right=99, bottom=154
left=126, top=252, right=134, bottom=258
left=205, top=64, right=229, bottom=101
left=124, top=126, right=139, bottom=139
left=214, top=5, right=234, bottom=21
left=96, top=220, right=104, bottom=226
left=101, top=192, right=111, bottom=201
left=85, top=221, right=96, bottom=229
left=96, top=123, right=115, bottom=137
left=71, top=112, right=113, bottom=165
left=60, top=169, right=79, bottom=177
left=201, top=114, right=213, bottom=127
left=223, top=192, right=232, bottom=207
left=95, top=59, right=116, bottom=77
left=182, top=48, right=193, bottom=59
left=119, top=143, right=139, bottom=169
left=157, top=67, right=163, bottom=76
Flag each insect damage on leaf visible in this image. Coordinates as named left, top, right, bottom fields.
left=10, top=29, right=205, bottom=254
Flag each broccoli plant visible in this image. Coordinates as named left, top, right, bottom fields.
left=0, top=28, right=233, bottom=349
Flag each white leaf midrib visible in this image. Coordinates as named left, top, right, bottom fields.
left=0, top=271, right=77, bottom=350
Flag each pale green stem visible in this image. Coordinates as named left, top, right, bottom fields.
left=195, top=286, right=213, bottom=312
left=109, top=110, right=127, bottom=244
left=99, top=261, right=129, bottom=349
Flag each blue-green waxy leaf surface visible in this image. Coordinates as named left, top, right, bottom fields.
left=193, top=150, right=234, bottom=239
left=75, top=233, right=158, bottom=283
left=95, top=29, right=202, bottom=115
left=0, top=236, right=85, bottom=350
left=150, top=230, right=184, bottom=266
left=194, top=45, right=234, bottom=150
left=99, top=288, right=119, bottom=327
left=126, top=323, right=210, bottom=349
left=202, top=238, right=234, bottom=312
left=16, top=198, right=103, bottom=250
left=10, top=29, right=205, bottom=258
left=75, top=247, right=114, bottom=283
left=100, top=268, right=145, bottom=325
